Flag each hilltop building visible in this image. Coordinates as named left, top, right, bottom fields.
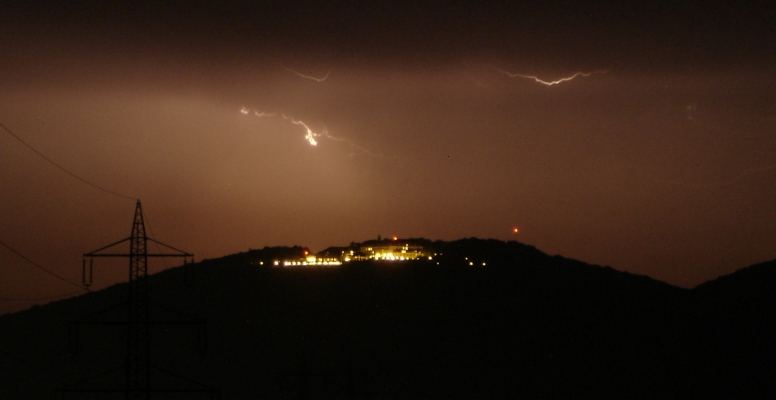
left=324, top=238, right=430, bottom=262
left=356, top=241, right=426, bottom=261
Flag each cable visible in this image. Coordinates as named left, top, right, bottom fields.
left=0, top=122, right=136, bottom=201
left=0, top=290, right=85, bottom=302
left=142, top=208, right=164, bottom=255
left=0, top=239, right=88, bottom=291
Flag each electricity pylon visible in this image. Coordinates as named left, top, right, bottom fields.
left=81, top=200, right=194, bottom=399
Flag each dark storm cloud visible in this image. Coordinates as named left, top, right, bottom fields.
left=2, top=1, right=775, bottom=71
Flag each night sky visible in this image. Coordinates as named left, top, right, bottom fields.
left=2, top=1, right=775, bottom=311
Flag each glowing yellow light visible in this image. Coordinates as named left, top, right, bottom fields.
left=392, top=236, right=398, bottom=241
left=512, top=226, right=519, bottom=234
left=468, top=261, right=474, bottom=266
left=273, top=260, right=279, bottom=266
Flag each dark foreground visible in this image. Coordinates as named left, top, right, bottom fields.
left=1, top=239, right=775, bottom=399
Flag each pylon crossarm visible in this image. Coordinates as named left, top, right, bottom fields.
left=147, top=237, right=193, bottom=257
left=152, top=363, right=217, bottom=390
left=72, top=301, right=125, bottom=319
left=72, top=320, right=207, bottom=326
left=61, top=388, right=218, bottom=394
left=83, top=237, right=131, bottom=257
left=87, top=253, right=191, bottom=257
left=60, top=364, right=124, bottom=388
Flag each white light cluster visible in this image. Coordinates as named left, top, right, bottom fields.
left=282, top=260, right=342, bottom=267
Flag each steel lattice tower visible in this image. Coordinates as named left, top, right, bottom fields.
left=81, top=200, right=196, bottom=399
left=127, top=200, right=150, bottom=399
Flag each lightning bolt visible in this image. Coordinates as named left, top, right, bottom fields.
left=283, top=66, right=331, bottom=82
left=254, top=110, right=276, bottom=118
left=282, top=114, right=320, bottom=146
left=240, top=106, right=385, bottom=158
left=242, top=106, right=276, bottom=118
left=495, top=68, right=608, bottom=86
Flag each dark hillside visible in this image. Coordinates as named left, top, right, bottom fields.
left=1, top=240, right=773, bottom=399
left=684, top=260, right=776, bottom=398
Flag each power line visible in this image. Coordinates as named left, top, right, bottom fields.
left=0, top=290, right=85, bottom=302
left=0, top=239, right=88, bottom=291
left=0, top=122, right=136, bottom=201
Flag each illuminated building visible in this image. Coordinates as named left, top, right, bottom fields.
left=259, top=239, right=435, bottom=267
left=280, top=256, right=342, bottom=267
left=356, top=241, right=427, bottom=261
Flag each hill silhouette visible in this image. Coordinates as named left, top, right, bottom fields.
left=1, top=239, right=774, bottom=399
